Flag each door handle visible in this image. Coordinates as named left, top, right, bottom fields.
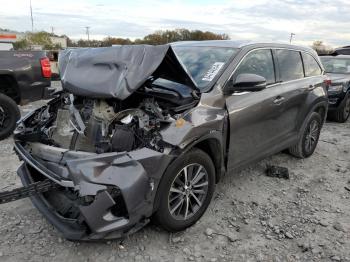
left=308, top=84, right=316, bottom=90
left=273, top=96, right=285, bottom=105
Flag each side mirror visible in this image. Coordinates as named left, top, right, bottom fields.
left=224, top=73, right=267, bottom=94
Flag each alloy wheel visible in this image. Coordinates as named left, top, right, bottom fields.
left=305, top=119, right=319, bottom=153
left=168, top=163, right=209, bottom=220
left=0, top=106, right=9, bottom=130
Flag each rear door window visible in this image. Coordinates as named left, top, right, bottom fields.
left=234, top=49, right=275, bottom=84
left=276, top=49, right=304, bottom=81
left=302, top=53, right=322, bottom=76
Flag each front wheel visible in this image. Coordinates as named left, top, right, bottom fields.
left=153, top=149, right=215, bottom=232
left=0, top=94, right=20, bottom=140
left=288, top=112, right=322, bottom=158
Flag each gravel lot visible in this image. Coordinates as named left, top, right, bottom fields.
left=0, top=101, right=349, bottom=262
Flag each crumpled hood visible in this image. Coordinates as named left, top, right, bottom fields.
left=58, top=44, right=197, bottom=100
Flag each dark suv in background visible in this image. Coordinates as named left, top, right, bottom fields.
left=0, top=48, right=52, bottom=139
left=14, top=42, right=328, bottom=240
left=320, top=55, right=350, bottom=122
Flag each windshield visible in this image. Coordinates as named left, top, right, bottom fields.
left=172, top=46, right=239, bottom=90
left=321, top=57, right=350, bottom=74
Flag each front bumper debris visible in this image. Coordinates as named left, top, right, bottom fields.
left=14, top=141, right=174, bottom=240
left=0, top=179, right=59, bottom=204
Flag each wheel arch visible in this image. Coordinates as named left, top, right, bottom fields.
left=152, top=133, right=225, bottom=214
left=0, top=74, right=20, bottom=104
left=180, top=132, right=225, bottom=184
left=192, top=138, right=223, bottom=184
left=314, top=103, right=327, bottom=124
left=299, top=100, right=328, bottom=136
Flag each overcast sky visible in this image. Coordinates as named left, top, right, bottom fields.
left=1, top=0, right=350, bottom=47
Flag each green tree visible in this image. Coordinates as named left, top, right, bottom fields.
left=101, top=37, right=133, bottom=46
left=312, top=40, right=334, bottom=55
left=14, top=28, right=231, bottom=49
left=13, top=31, right=62, bottom=50
left=12, top=39, right=30, bottom=50
left=140, top=29, right=229, bottom=45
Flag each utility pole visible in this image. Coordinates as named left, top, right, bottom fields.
left=85, top=26, right=90, bottom=43
left=290, top=33, right=295, bottom=44
left=30, top=0, right=34, bottom=32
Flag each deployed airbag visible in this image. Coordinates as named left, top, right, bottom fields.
left=58, top=44, right=196, bottom=100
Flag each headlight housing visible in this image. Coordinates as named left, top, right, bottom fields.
left=328, top=84, right=343, bottom=92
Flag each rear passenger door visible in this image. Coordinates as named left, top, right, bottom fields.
left=274, top=49, right=322, bottom=137
left=272, top=49, right=307, bottom=138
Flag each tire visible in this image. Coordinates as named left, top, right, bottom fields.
left=288, top=112, right=322, bottom=158
left=329, top=92, right=350, bottom=123
left=0, top=94, right=21, bottom=140
left=153, top=148, right=215, bottom=232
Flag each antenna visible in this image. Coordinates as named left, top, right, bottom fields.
left=30, top=0, right=34, bottom=31
left=290, top=33, right=295, bottom=44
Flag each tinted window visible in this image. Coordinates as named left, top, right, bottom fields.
left=320, top=57, right=350, bottom=74
left=234, top=49, right=275, bottom=84
left=172, top=46, right=239, bottom=90
left=302, top=53, right=322, bottom=76
left=276, top=50, right=304, bottom=81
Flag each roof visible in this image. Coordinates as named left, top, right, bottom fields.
left=320, top=55, right=350, bottom=59
left=170, top=40, right=314, bottom=52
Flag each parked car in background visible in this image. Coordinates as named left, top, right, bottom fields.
left=0, top=42, right=14, bottom=51
left=333, top=46, right=350, bottom=56
left=0, top=49, right=53, bottom=139
left=320, top=55, right=350, bottom=122
left=13, top=42, right=328, bottom=240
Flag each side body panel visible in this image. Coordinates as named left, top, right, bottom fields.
left=223, top=46, right=328, bottom=171
left=225, top=84, right=292, bottom=169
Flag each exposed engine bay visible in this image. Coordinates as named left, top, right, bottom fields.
left=15, top=88, right=198, bottom=154
left=4, top=43, right=235, bottom=241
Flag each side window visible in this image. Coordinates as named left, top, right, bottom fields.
left=234, top=49, right=275, bottom=84
left=276, top=50, right=304, bottom=81
left=302, top=53, right=322, bottom=76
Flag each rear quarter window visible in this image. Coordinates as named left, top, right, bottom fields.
left=302, top=53, right=322, bottom=76
left=276, top=49, right=304, bottom=81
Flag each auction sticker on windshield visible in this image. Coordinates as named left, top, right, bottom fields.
left=202, top=62, right=225, bottom=81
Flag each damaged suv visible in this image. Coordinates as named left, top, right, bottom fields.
left=13, top=41, right=328, bottom=240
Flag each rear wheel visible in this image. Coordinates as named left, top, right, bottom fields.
left=289, top=112, right=322, bottom=158
left=329, top=92, right=350, bottom=123
left=153, top=149, right=215, bottom=232
left=0, top=94, right=21, bottom=140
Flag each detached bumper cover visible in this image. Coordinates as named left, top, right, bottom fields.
left=15, top=142, right=174, bottom=240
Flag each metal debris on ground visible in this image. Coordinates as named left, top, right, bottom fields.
left=0, top=179, right=59, bottom=204
left=265, top=165, right=290, bottom=179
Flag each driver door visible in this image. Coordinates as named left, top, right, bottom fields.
left=225, top=49, right=288, bottom=170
